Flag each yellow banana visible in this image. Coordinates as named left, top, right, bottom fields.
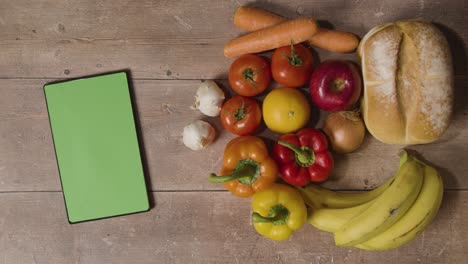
left=355, top=163, right=443, bottom=250
left=297, top=153, right=408, bottom=209
left=308, top=199, right=373, bottom=232
left=334, top=154, right=424, bottom=246
left=297, top=177, right=394, bottom=209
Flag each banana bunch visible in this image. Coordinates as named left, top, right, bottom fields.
left=296, top=151, right=443, bottom=250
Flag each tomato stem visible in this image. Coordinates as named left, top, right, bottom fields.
left=242, top=68, right=257, bottom=88
left=282, top=40, right=303, bottom=67
left=233, top=97, right=251, bottom=123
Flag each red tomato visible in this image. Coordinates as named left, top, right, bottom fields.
left=271, top=44, right=314, bottom=88
left=228, top=54, right=271, bottom=97
left=220, top=96, right=262, bottom=136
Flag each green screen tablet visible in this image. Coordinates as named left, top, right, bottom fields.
left=44, top=72, right=149, bottom=223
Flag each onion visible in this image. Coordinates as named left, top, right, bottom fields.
left=322, top=111, right=365, bottom=153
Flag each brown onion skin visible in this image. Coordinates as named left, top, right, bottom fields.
left=322, top=111, right=365, bottom=153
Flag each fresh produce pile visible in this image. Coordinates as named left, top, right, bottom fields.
left=183, top=6, right=453, bottom=251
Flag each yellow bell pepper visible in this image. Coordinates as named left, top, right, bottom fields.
left=251, top=183, right=307, bottom=241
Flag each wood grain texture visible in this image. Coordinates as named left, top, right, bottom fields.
left=0, top=191, right=467, bottom=264
left=0, top=77, right=467, bottom=191
left=0, top=0, right=466, bottom=79
left=0, top=0, right=467, bottom=262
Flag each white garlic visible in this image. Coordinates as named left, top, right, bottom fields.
left=182, top=120, right=216, bottom=151
left=192, top=80, right=225, bottom=117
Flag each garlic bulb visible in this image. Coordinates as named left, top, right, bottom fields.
left=183, top=120, right=216, bottom=151
left=193, top=80, right=225, bottom=116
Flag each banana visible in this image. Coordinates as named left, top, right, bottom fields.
left=296, top=152, right=408, bottom=209
left=308, top=198, right=374, bottom=232
left=355, top=163, right=443, bottom=250
left=297, top=176, right=395, bottom=209
left=333, top=154, right=424, bottom=246
left=304, top=151, right=409, bottom=232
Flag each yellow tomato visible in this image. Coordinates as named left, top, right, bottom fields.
left=262, top=87, right=311, bottom=134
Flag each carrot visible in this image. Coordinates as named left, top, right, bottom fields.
left=233, top=6, right=286, bottom=31
left=224, top=18, right=318, bottom=58
left=307, top=28, right=359, bottom=53
left=233, top=6, right=359, bottom=53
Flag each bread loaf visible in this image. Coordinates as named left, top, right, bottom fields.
left=359, top=20, right=453, bottom=145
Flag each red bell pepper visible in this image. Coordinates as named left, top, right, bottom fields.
left=273, top=128, right=334, bottom=186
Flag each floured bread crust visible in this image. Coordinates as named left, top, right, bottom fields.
left=360, top=20, right=453, bottom=145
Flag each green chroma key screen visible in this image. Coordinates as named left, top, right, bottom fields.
left=44, top=72, right=149, bottom=223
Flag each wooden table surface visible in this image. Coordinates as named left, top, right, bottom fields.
left=1, top=0, right=467, bottom=263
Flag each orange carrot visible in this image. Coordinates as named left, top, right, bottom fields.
left=233, top=6, right=359, bottom=53
left=224, top=18, right=318, bottom=58
left=233, top=6, right=286, bottom=31
left=307, top=28, right=359, bottom=53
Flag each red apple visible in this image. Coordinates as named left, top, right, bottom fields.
left=309, top=60, right=362, bottom=112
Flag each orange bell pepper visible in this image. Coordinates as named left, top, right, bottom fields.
left=209, top=136, right=278, bottom=198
